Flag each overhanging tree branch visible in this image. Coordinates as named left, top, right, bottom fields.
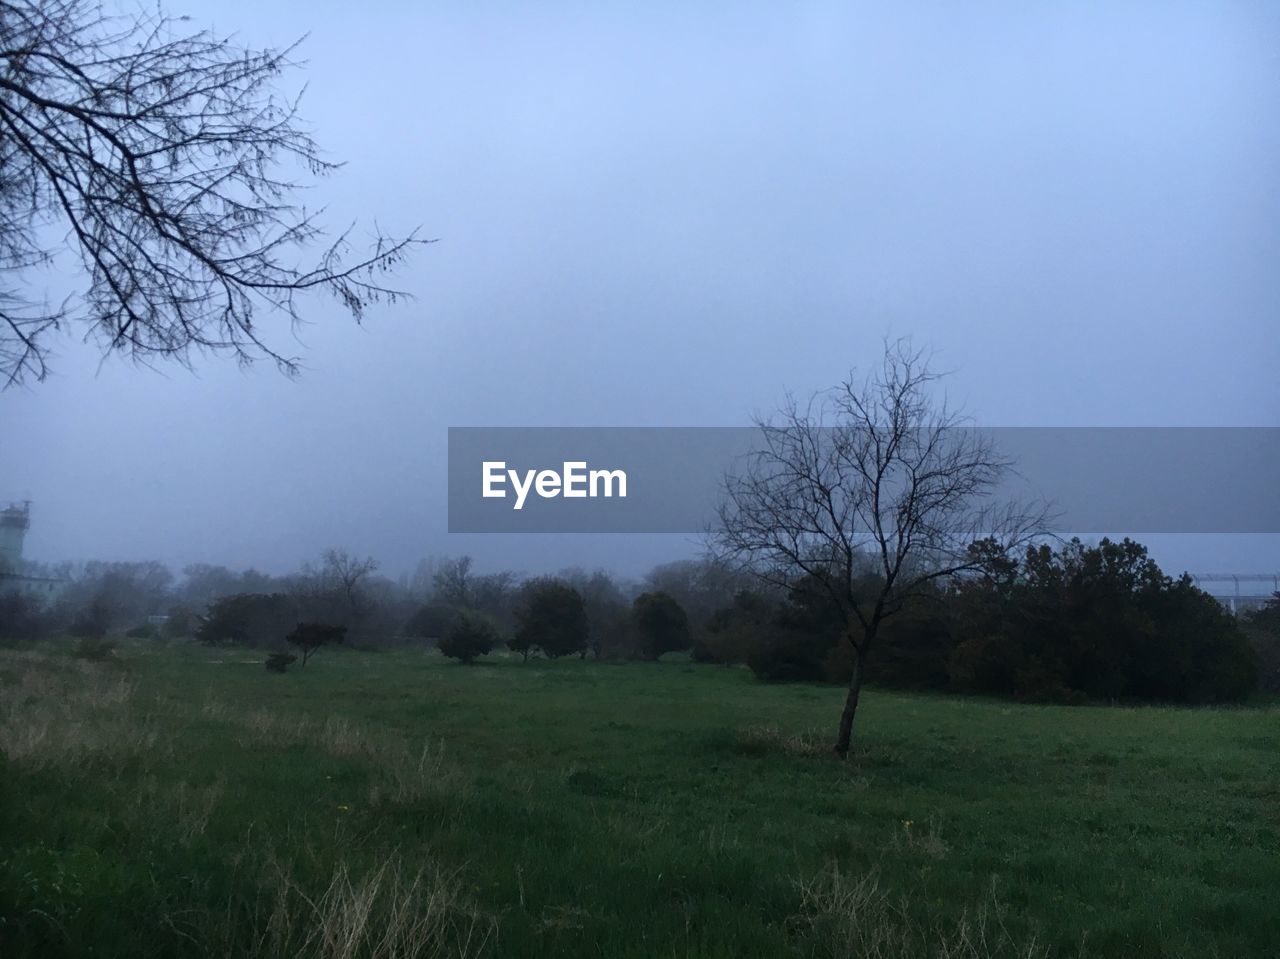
left=0, top=0, right=428, bottom=386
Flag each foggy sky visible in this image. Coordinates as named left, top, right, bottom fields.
left=1, top=0, right=1277, bottom=580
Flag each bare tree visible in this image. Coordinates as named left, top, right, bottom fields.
left=715, top=341, right=1049, bottom=757
left=320, top=548, right=378, bottom=609
left=0, top=0, right=425, bottom=386
left=432, top=555, right=473, bottom=607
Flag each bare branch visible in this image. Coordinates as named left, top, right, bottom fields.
left=0, top=0, right=428, bottom=385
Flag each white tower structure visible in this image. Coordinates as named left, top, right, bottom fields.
left=0, top=501, right=30, bottom=574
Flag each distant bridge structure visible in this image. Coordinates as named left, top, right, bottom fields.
left=1189, top=573, right=1279, bottom=615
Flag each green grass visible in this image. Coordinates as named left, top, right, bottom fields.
left=1, top=642, right=1277, bottom=958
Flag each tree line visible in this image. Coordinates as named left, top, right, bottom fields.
left=2, top=342, right=1274, bottom=754
left=700, top=537, right=1265, bottom=705
left=1, top=539, right=1274, bottom=704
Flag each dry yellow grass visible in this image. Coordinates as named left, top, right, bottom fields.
left=224, top=855, right=495, bottom=959
left=791, top=867, right=1051, bottom=959
left=0, top=649, right=167, bottom=768
left=200, top=697, right=464, bottom=806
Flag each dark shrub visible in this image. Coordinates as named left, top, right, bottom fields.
left=728, top=537, right=1257, bottom=705
left=587, top=599, right=634, bottom=660
left=696, top=590, right=775, bottom=665
left=438, top=612, right=499, bottom=664
left=558, top=568, right=630, bottom=658
left=746, top=578, right=844, bottom=682
left=948, top=631, right=1027, bottom=697
left=631, top=591, right=691, bottom=660
left=514, top=580, right=588, bottom=659
left=68, top=596, right=112, bottom=640
left=1245, top=629, right=1280, bottom=695
left=0, top=592, right=55, bottom=644
left=1011, top=657, right=1086, bottom=705
left=1242, top=593, right=1280, bottom=694
left=817, top=598, right=957, bottom=689
left=507, top=628, right=534, bottom=662
left=949, top=539, right=1257, bottom=704
left=195, top=593, right=296, bottom=647
left=868, top=603, right=955, bottom=690
left=125, top=623, right=158, bottom=639
left=747, top=627, right=834, bottom=683
left=286, top=622, right=347, bottom=665
left=264, top=652, right=297, bottom=673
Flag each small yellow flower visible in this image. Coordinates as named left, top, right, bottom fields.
left=902, top=819, right=913, bottom=830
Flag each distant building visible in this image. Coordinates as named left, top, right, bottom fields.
left=0, top=502, right=67, bottom=603
left=0, top=501, right=26, bottom=571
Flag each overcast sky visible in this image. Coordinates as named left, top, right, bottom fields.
left=1, top=0, right=1277, bottom=579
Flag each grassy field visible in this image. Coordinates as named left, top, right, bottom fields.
left=1, top=642, right=1277, bottom=958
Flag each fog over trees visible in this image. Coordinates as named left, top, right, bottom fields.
left=1, top=2, right=1276, bottom=955
left=2, top=530, right=1269, bottom=706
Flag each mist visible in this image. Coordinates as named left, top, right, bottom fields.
left=1, top=0, right=1276, bottom=579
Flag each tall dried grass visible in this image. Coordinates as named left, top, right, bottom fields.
left=792, top=866, right=1050, bottom=959
left=201, top=698, right=462, bottom=805
left=225, top=855, right=494, bottom=959
left=0, top=649, right=167, bottom=768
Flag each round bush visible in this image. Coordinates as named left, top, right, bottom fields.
left=438, top=613, right=499, bottom=664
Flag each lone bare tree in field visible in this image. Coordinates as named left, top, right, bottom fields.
left=715, top=341, right=1048, bottom=757
left=0, top=0, right=424, bottom=386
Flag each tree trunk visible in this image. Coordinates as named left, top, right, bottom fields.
left=834, top=645, right=864, bottom=758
